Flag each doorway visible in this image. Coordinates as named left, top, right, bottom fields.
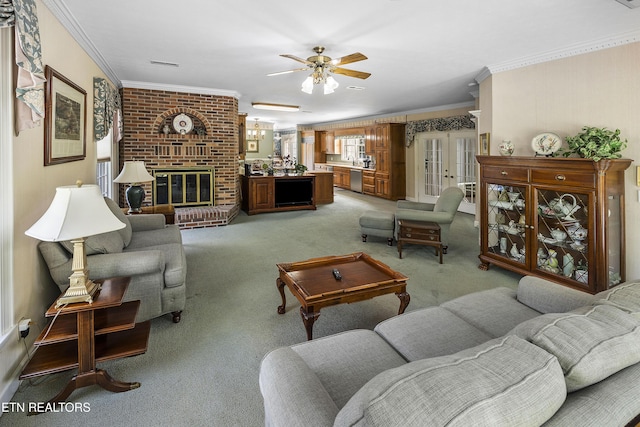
left=415, top=131, right=476, bottom=214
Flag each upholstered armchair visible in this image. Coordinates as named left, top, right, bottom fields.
left=37, top=197, right=187, bottom=323
left=395, top=186, right=465, bottom=253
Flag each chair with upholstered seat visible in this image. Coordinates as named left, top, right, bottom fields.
left=394, top=186, right=465, bottom=253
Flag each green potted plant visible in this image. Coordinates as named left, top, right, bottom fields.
left=295, top=163, right=308, bottom=175
left=561, top=126, right=627, bottom=161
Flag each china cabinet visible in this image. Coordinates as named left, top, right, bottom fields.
left=477, top=156, right=631, bottom=293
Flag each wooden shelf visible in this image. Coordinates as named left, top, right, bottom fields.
left=35, top=301, right=140, bottom=345
left=20, top=322, right=150, bottom=379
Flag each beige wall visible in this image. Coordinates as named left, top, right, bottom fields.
left=479, top=42, right=640, bottom=279
left=2, top=0, right=112, bottom=401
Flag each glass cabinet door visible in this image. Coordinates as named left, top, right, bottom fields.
left=486, top=183, right=528, bottom=266
left=535, top=189, right=592, bottom=288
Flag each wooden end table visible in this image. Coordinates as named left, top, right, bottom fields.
left=397, top=219, right=443, bottom=263
left=20, top=277, right=150, bottom=413
left=122, top=204, right=175, bottom=224
left=276, top=252, right=410, bottom=340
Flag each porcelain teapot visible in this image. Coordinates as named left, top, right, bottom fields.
left=548, top=193, right=580, bottom=219
left=567, top=224, right=588, bottom=242
left=550, top=228, right=567, bottom=242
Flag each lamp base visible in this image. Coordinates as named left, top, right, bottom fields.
left=55, top=280, right=101, bottom=308
left=125, top=185, right=145, bottom=213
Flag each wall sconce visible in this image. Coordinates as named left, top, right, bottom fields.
left=247, top=119, right=265, bottom=141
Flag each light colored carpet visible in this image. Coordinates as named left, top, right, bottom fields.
left=2, top=189, right=522, bottom=427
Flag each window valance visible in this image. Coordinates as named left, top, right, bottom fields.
left=405, top=115, right=475, bottom=147
left=3, top=0, right=45, bottom=133
left=93, top=77, right=122, bottom=142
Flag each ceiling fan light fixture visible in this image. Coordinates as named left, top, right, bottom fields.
left=301, top=76, right=314, bottom=94
left=252, top=102, right=300, bottom=112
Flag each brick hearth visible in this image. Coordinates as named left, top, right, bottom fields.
left=175, top=205, right=239, bottom=230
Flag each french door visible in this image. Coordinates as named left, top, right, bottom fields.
left=416, top=131, right=476, bottom=214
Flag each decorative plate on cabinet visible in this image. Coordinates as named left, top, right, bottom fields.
left=531, top=132, right=562, bottom=156
left=173, top=113, right=193, bottom=135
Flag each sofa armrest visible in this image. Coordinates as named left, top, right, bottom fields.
left=86, top=250, right=165, bottom=280
left=128, top=214, right=166, bottom=232
left=259, top=347, right=339, bottom=427
left=516, top=276, right=596, bottom=313
left=396, top=200, right=435, bottom=211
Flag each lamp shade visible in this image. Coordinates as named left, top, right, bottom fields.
left=25, top=183, right=125, bottom=241
left=113, top=161, right=155, bottom=184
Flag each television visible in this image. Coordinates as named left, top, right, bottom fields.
left=274, top=178, right=313, bottom=207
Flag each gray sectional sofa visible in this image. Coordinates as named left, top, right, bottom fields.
left=259, top=276, right=640, bottom=426
left=37, top=198, right=186, bottom=323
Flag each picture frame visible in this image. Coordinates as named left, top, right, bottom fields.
left=479, top=133, right=490, bottom=155
left=247, top=140, right=259, bottom=153
left=44, top=66, right=87, bottom=166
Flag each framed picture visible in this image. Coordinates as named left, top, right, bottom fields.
left=479, top=133, right=490, bottom=155
left=44, top=66, right=87, bottom=166
left=247, top=140, right=259, bottom=153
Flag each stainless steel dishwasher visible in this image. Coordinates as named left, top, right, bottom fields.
left=350, top=168, right=363, bottom=193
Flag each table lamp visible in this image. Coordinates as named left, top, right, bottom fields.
left=113, top=161, right=155, bottom=213
left=25, top=182, right=126, bottom=307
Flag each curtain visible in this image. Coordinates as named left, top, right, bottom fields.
left=93, top=77, right=123, bottom=142
left=0, top=1, right=14, bottom=27
left=405, top=115, right=475, bottom=147
left=3, top=0, right=45, bottom=133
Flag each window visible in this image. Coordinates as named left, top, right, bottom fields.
left=339, top=136, right=365, bottom=162
left=96, top=129, right=114, bottom=198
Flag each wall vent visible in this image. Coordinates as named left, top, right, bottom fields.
left=615, top=0, right=640, bottom=8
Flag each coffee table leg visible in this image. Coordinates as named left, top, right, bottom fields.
left=396, top=291, right=410, bottom=314
left=300, top=307, right=320, bottom=341
left=277, top=278, right=286, bottom=314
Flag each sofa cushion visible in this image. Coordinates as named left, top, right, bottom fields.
left=441, top=287, right=541, bottom=338
left=104, top=197, right=133, bottom=247
left=510, top=304, right=640, bottom=392
left=594, top=281, right=640, bottom=316
left=374, top=307, right=493, bottom=361
left=61, top=230, right=125, bottom=256
left=334, top=335, right=566, bottom=427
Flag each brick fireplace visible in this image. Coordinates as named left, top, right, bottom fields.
left=120, top=86, right=241, bottom=229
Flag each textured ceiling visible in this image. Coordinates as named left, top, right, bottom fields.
left=46, top=0, right=640, bottom=128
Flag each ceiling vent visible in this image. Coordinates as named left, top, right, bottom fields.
left=615, top=0, right=640, bottom=8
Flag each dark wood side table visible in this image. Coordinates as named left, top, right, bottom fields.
left=397, top=219, right=443, bottom=263
left=20, top=277, right=150, bottom=412
left=122, top=204, right=175, bottom=224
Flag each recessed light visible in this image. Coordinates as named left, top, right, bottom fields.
left=150, top=60, right=179, bottom=67
left=346, top=86, right=365, bottom=91
left=252, top=102, right=300, bottom=112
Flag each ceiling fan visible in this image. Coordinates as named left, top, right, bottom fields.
left=268, top=46, right=370, bottom=94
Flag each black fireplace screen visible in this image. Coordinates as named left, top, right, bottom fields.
left=153, top=168, right=214, bottom=207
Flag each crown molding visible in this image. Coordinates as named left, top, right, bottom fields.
left=41, top=0, right=120, bottom=86
left=478, top=29, right=640, bottom=81
left=120, top=81, right=241, bottom=99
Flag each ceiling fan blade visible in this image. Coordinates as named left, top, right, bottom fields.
left=332, top=67, right=371, bottom=79
left=332, top=52, right=367, bottom=66
left=267, top=67, right=308, bottom=77
left=280, top=54, right=312, bottom=65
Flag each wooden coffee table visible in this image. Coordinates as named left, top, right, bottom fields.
left=276, top=252, right=410, bottom=340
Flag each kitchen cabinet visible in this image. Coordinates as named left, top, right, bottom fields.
left=306, top=171, right=334, bottom=204
left=333, top=166, right=351, bottom=189
left=366, top=123, right=406, bottom=200
left=363, top=170, right=376, bottom=195
left=477, top=156, right=631, bottom=293
left=314, top=131, right=327, bottom=163
left=325, top=132, right=339, bottom=154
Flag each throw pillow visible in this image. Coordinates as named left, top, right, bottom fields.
left=103, top=197, right=133, bottom=247
left=60, top=230, right=125, bottom=256
left=510, top=304, right=640, bottom=392
left=334, top=336, right=566, bottom=427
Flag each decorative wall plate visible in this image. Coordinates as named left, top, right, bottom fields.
left=531, top=132, right=562, bottom=156
left=173, top=113, right=193, bottom=134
